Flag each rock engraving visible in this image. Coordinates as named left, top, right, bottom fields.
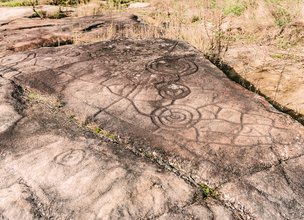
left=146, top=57, right=198, bottom=76
left=156, top=83, right=191, bottom=100
left=54, top=149, right=87, bottom=166
left=151, top=105, right=200, bottom=130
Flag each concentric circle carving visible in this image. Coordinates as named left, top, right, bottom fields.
left=146, top=57, right=198, bottom=76
left=151, top=105, right=200, bottom=130
left=54, top=149, right=86, bottom=166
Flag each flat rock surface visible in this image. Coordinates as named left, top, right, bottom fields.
left=0, top=13, right=140, bottom=57
left=0, top=78, right=233, bottom=219
left=0, top=6, right=39, bottom=24
left=0, top=5, right=65, bottom=25
left=0, top=77, right=22, bottom=135
left=1, top=39, right=304, bottom=219
left=223, top=44, right=304, bottom=116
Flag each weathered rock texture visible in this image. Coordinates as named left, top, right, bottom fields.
left=0, top=78, right=233, bottom=219
left=223, top=44, right=304, bottom=116
left=0, top=6, right=63, bottom=25
left=1, top=39, right=304, bottom=219
left=0, top=78, right=22, bottom=135
left=0, top=14, right=141, bottom=57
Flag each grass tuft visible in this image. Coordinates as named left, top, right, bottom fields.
left=200, top=183, right=218, bottom=199
left=223, top=0, right=246, bottom=16
left=273, top=7, right=291, bottom=27
left=0, top=0, right=32, bottom=7
left=93, top=127, right=120, bottom=143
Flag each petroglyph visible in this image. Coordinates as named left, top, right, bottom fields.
left=0, top=109, right=223, bottom=219
left=151, top=105, right=200, bottom=130
left=156, top=83, right=191, bottom=100
left=146, top=56, right=198, bottom=77
left=54, top=149, right=87, bottom=166
left=1, top=39, right=304, bottom=219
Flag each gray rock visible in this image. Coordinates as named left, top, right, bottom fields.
left=0, top=77, right=21, bottom=135
left=0, top=39, right=304, bottom=219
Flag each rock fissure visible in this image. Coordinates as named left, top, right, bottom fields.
left=208, top=57, right=304, bottom=126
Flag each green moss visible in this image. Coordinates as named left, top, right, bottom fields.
left=27, top=92, right=40, bottom=100
left=94, top=127, right=102, bottom=133
left=200, top=183, right=218, bottom=199
left=93, top=127, right=120, bottom=143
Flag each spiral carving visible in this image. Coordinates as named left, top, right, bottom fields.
left=146, top=57, right=198, bottom=77
left=151, top=105, right=200, bottom=130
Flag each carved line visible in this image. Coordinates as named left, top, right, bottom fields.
left=155, top=82, right=191, bottom=100
left=151, top=105, right=201, bottom=130
left=53, top=149, right=87, bottom=166
left=146, top=57, right=198, bottom=77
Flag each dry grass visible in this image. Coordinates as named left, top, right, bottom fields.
left=71, top=0, right=303, bottom=59
left=132, top=0, right=303, bottom=54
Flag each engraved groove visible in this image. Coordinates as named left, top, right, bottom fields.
left=151, top=105, right=200, bottom=130
left=156, top=83, right=191, bottom=100
left=54, top=149, right=86, bottom=166
left=146, top=57, right=198, bottom=76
